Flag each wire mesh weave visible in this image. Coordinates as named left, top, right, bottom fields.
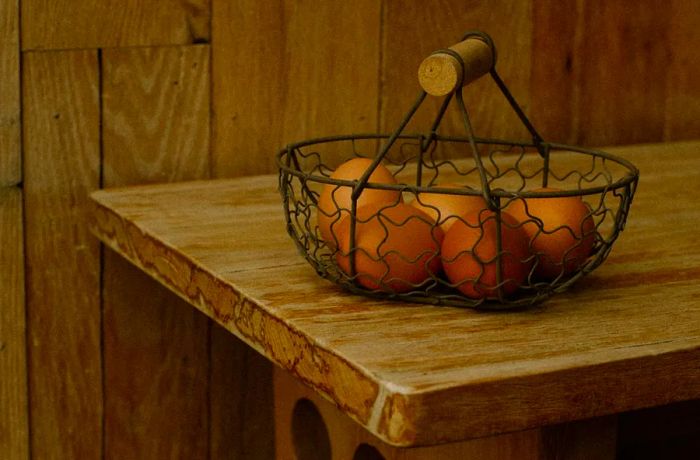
left=276, top=32, right=639, bottom=310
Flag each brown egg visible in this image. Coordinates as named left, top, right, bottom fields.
left=409, top=184, right=487, bottom=232
left=334, top=202, right=443, bottom=293
left=441, top=210, right=531, bottom=299
left=317, top=158, right=402, bottom=247
left=506, top=187, right=596, bottom=280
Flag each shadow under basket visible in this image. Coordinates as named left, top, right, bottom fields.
left=277, top=31, right=639, bottom=311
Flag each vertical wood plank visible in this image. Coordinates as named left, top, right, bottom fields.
left=0, top=187, right=29, bottom=460
left=101, top=44, right=211, bottom=459
left=530, top=0, right=578, bottom=143
left=573, top=0, right=671, bottom=146
left=102, top=254, right=210, bottom=459
left=533, top=0, right=699, bottom=146
left=21, top=0, right=210, bottom=50
left=0, top=0, right=20, bottom=185
left=212, top=0, right=382, bottom=176
left=209, top=325, right=274, bottom=460
left=381, top=0, right=533, bottom=142
left=23, top=49, right=102, bottom=460
left=664, top=0, right=700, bottom=140
left=102, top=45, right=210, bottom=185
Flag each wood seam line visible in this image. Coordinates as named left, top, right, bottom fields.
left=96, top=46, right=107, bottom=460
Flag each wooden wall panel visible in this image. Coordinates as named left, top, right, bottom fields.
left=23, top=49, right=102, bottom=460
left=381, top=0, right=533, bottom=142
left=573, top=0, right=671, bottom=147
left=664, top=0, right=700, bottom=140
left=101, top=45, right=210, bottom=459
left=21, top=0, right=210, bottom=50
left=212, top=0, right=382, bottom=176
left=102, top=254, right=210, bottom=459
left=0, top=0, right=20, bottom=185
left=532, top=0, right=673, bottom=146
left=530, top=0, right=578, bottom=143
left=209, top=325, right=274, bottom=460
left=101, top=45, right=210, bottom=184
left=0, top=187, right=28, bottom=460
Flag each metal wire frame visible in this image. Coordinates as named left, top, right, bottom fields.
left=278, top=136, right=637, bottom=309
left=276, top=31, right=639, bottom=310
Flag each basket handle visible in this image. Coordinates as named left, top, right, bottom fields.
left=418, top=32, right=495, bottom=96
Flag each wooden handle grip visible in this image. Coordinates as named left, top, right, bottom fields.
left=418, top=37, right=494, bottom=96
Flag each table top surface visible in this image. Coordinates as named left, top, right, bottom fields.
left=90, top=141, right=700, bottom=447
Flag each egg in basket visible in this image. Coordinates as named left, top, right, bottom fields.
left=277, top=31, right=638, bottom=310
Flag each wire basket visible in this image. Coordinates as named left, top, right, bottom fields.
left=277, top=31, right=639, bottom=310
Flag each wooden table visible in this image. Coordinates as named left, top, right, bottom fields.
left=89, top=141, right=700, bottom=458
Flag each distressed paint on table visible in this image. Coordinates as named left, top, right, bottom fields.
left=89, top=141, right=700, bottom=447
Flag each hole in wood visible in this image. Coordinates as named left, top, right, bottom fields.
left=353, top=443, right=386, bottom=460
left=292, top=398, right=331, bottom=460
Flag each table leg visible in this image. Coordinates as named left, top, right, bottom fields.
left=273, top=367, right=617, bottom=460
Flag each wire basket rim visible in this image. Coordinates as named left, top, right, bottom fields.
left=277, top=134, right=639, bottom=198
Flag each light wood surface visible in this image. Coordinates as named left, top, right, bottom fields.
left=0, top=0, right=20, bottom=185
left=21, top=0, right=210, bottom=50
left=23, top=49, right=102, bottom=459
left=90, top=141, right=700, bottom=447
left=101, top=44, right=210, bottom=459
left=0, top=187, right=28, bottom=460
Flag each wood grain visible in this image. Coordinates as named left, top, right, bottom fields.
left=0, top=0, right=20, bottom=185
left=0, top=187, right=28, bottom=460
left=90, top=141, right=700, bottom=446
left=102, top=252, right=209, bottom=459
left=209, top=325, right=274, bottom=460
left=23, top=49, right=102, bottom=459
left=574, top=0, right=671, bottom=146
left=663, top=0, right=700, bottom=140
left=381, top=0, right=533, bottom=142
left=529, top=0, right=578, bottom=143
left=102, top=45, right=210, bottom=185
left=211, top=0, right=381, bottom=176
left=101, top=44, right=211, bottom=458
left=21, top=0, right=209, bottom=50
